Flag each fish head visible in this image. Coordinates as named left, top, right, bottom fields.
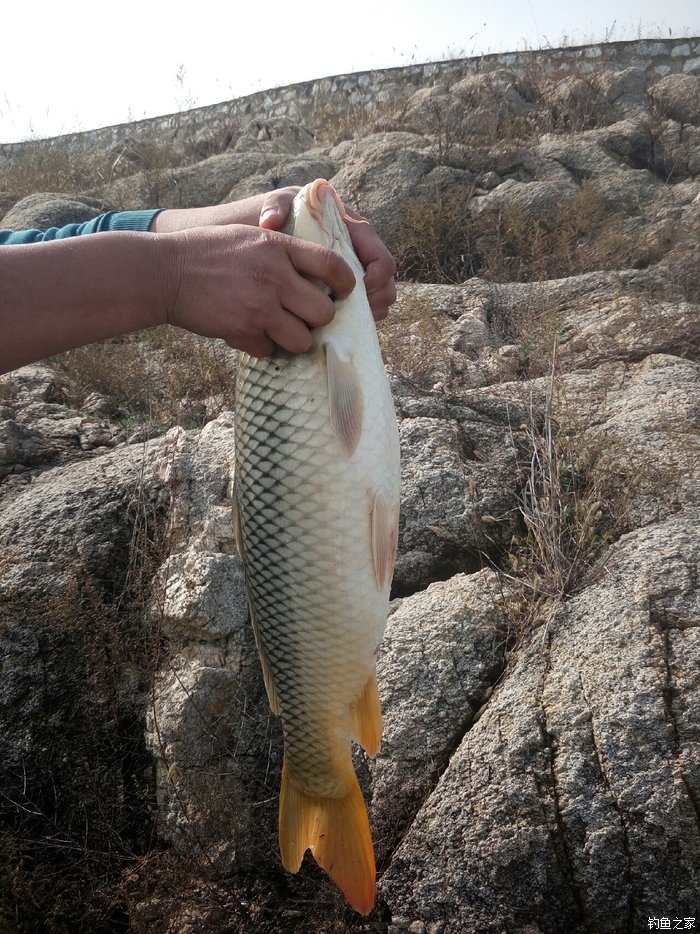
left=285, top=179, right=365, bottom=280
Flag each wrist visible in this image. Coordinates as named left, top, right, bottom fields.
left=151, top=231, right=185, bottom=327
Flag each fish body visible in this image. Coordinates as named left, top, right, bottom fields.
left=233, top=179, right=400, bottom=914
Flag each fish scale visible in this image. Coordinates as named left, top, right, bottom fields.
left=233, top=179, right=400, bottom=915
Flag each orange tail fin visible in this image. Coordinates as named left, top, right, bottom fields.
left=279, top=761, right=376, bottom=915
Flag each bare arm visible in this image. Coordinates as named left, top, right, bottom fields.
left=0, top=224, right=355, bottom=375
left=0, top=185, right=396, bottom=376
left=0, top=233, right=163, bottom=374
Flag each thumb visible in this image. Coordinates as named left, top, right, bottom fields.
left=258, top=186, right=299, bottom=230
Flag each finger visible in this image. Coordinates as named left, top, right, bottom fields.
left=259, top=186, right=300, bottom=230
left=278, top=273, right=337, bottom=329
left=229, top=333, right=276, bottom=358
left=367, top=282, right=397, bottom=321
left=286, top=239, right=356, bottom=301
left=345, top=213, right=397, bottom=278
left=363, top=253, right=398, bottom=297
left=366, top=273, right=397, bottom=309
left=267, top=308, right=315, bottom=355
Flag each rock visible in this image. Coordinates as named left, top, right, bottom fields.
left=470, top=177, right=579, bottom=227
left=0, top=434, right=172, bottom=810
left=222, top=152, right=337, bottom=202
left=2, top=43, right=700, bottom=933
left=0, top=418, right=57, bottom=476
left=406, top=70, right=542, bottom=148
left=394, top=397, right=523, bottom=594
left=0, top=365, right=123, bottom=476
left=231, top=116, right=316, bottom=154
left=371, top=570, right=509, bottom=864
left=329, top=132, right=435, bottom=250
left=97, top=151, right=275, bottom=210
left=0, top=191, right=20, bottom=220
left=545, top=75, right=610, bottom=130
left=557, top=280, right=700, bottom=368
left=380, top=512, right=700, bottom=932
left=596, top=67, right=650, bottom=113
left=535, top=132, right=638, bottom=180
left=649, top=73, right=700, bottom=125
left=1, top=191, right=107, bottom=230
left=559, top=354, right=700, bottom=526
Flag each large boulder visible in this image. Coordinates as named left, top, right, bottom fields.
left=381, top=512, right=700, bottom=932
left=650, top=73, right=700, bottom=125
left=1, top=191, right=107, bottom=230
left=329, top=132, right=436, bottom=251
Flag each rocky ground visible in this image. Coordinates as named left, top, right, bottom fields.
left=1, top=60, right=699, bottom=933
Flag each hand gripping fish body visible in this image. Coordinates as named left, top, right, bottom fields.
left=233, top=179, right=400, bottom=914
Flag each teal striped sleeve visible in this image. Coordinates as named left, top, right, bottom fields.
left=0, top=209, right=161, bottom=244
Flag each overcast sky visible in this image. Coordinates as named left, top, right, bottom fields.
left=1, top=0, right=697, bottom=143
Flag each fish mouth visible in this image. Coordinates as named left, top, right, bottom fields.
left=306, top=178, right=346, bottom=222
left=305, top=179, right=371, bottom=243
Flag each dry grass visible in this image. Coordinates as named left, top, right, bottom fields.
left=396, top=177, right=677, bottom=289
left=311, top=92, right=411, bottom=145
left=377, top=289, right=453, bottom=390
left=487, top=284, right=563, bottom=378
left=395, top=183, right=478, bottom=284
left=50, top=329, right=238, bottom=434
left=501, top=348, right=640, bottom=637
left=1, top=48, right=696, bottom=933
left=0, top=138, right=118, bottom=199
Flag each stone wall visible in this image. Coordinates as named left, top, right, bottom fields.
left=2, top=36, right=699, bottom=157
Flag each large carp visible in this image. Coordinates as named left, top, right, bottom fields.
left=233, top=179, right=400, bottom=914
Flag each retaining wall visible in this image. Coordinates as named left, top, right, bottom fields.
left=2, top=36, right=699, bottom=157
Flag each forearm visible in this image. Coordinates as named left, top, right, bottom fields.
left=150, top=188, right=301, bottom=233
left=150, top=196, right=265, bottom=232
left=0, top=233, right=167, bottom=374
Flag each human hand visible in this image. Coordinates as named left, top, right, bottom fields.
left=257, top=189, right=397, bottom=321
left=156, top=224, right=355, bottom=357
left=154, top=187, right=398, bottom=321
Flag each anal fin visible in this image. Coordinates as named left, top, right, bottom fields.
left=279, top=761, right=376, bottom=915
left=350, top=670, right=382, bottom=757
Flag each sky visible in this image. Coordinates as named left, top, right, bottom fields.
left=1, top=0, right=698, bottom=144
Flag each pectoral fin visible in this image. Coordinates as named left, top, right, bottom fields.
left=370, top=493, right=400, bottom=590
left=325, top=338, right=364, bottom=457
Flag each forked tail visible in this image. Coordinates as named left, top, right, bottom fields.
left=279, top=762, right=376, bottom=915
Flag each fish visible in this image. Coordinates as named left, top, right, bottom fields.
left=232, top=178, right=401, bottom=914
